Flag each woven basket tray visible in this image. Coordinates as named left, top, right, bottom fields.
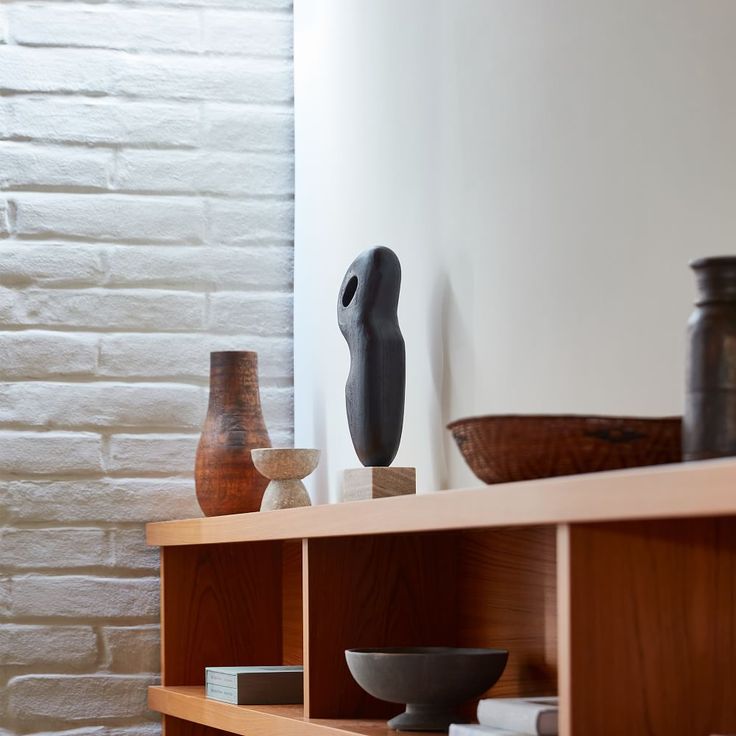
left=447, top=414, right=682, bottom=484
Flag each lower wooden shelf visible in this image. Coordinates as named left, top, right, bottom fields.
left=148, top=686, right=436, bottom=736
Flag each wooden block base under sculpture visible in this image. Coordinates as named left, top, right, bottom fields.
left=342, top=466, right=416, bottom=501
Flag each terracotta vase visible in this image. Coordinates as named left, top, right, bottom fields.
left=195, top=351, right=271, bottom=516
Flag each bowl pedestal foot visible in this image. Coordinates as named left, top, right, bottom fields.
left=388, top=704, right=461, bottom=732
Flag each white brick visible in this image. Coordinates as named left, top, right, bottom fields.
left=103, top=625, right=159, bottom=673
left=261, top=387, right=294, bottom=437
left=0, top=245, right=104, bottom=287
left=1, top=98, right=200, bottom=147
left=0, top=431, right=102, bottom=476
left=113, top=727, right=164, bottom=736
left=0, top=199, right=9, bottom=236
left=269, top=429, right=295, bottom=447
left=111, top=529, right=159, bottom=571
left=27, top=730, right=104, bottom=736
left=209, top=199, right=293, bottom=244
left=99, top=333, right=293, bottom=380
left=107, top=433, right=198, bottom=475
left=0, top=331, right=98, bottom=378
left=0, top=47, right=292, bottom=102
left=261, top=386, right=293, bottom=430
left=204, top=105, right=293, bottom=152
left=9, top=5, right=200, bottom=53
left=0, top=143, right=110, bottom=190
left=11, top=575, right=160, bottom=618
left=203, top=11, right=292, bottom=56
left=0, top=47, right=116, bottom=96
left=209, top=292, right=292, bottom=335
left=29, top=728, right=161, bottom=736
left=7, top=674, right=154, bottom=723
left=0, top=577, right=10, bottom=616
left=0, top=382, right=205, bottom=430
left=105, top=245, right=293, bottom=289
left=115, top=150, right=293, bottom=196
left=0, top=529, right=111, bottom=570
left=12, top=195, right=205, bottom=243
left=0, top=288, right=205, bottom=330
left=117, top=52, right=293, bottom=102
left=1, top=478, right=201, bottom=523
left=0, top=625, right=96, bottom=666
left=126, top=0, right=291, bottom=6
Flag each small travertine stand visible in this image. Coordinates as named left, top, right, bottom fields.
left=341, top=466, right=416, bottom=502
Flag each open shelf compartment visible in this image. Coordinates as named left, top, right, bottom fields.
left=303, top=528, right=556, bottom=719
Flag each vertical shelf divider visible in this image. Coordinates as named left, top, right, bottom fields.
left=558, top=518, right=736, bottom=735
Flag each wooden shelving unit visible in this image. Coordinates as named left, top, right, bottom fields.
left=147, top=459, right=736, bottom=736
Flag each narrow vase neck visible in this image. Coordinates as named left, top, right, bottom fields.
left=692, top=256, right=736, bottom=304
left=208, top=352, right=262, bottom=413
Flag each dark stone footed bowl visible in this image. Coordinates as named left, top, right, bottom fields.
left=345, top=647, right=509, bottom=732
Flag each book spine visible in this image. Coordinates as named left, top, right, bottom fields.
left=449, top=726, right=527, bottom=736
left=206, top=671, right=238, bottom=687
left=476, top=702, right=544, bottom=734
left=205, top=683, right=239, bottom=704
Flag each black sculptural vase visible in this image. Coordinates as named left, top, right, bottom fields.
left=338, top=246, right=406, bottom=467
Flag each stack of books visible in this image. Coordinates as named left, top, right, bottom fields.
left=449, top=696, right=558, bottom=736
left=205, top=665, right=304, bottom=705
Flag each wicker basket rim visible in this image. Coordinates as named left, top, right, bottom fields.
left=447, top=414, right=682, bottom=431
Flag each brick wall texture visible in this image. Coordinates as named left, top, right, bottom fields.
left=0, top=1, right=294, bottom=733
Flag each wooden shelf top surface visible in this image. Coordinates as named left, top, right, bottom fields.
left=149, top=686, right=433, bottom=736
left=147, top=458, right=736, bottom=547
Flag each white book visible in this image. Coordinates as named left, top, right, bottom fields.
left=205, top=682, right=239, bottom=705
left=204, top=666, right=303, bottom=704
left=450, top=725, right=527, bottom=736
left=205, top=665, right=303, bottom=687
left=477, top=697, right=558, bottom=736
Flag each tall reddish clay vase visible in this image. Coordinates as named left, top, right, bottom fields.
left=195, top=351, right=271, bottom=516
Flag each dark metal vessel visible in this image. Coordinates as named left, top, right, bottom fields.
left=338, top=247, right=406, bottom=467
left=684, top=256, right=736, bottom=460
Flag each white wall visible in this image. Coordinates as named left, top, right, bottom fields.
left=0, top=2, right=294, bottom=734
left=294, top=0, right=736, bottom=501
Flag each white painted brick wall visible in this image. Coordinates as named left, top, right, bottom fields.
left=0, top=0, right=294, bottom=733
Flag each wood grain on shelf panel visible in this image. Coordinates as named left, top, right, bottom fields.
left=151, top=686, right=435, bottom=736
left=556, top=525, right=573, bottom=736
left=283, top=539, right=303, bottom=665
left=303, top=533, right=458, bottom=719
left=457, top=527, right=557, bottom=698
left=163, top=714, right=235, bottom=736
left=161, top=542, right=283, bottom=685
left=147, top=459, right=736, bottom=547
left=558, top=518, right=736, bottom=736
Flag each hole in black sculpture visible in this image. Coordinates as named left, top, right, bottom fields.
left=342, top=275, right=358, bottom=307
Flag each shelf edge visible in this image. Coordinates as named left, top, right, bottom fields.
left=149, top=686, right=374, bottom=736
left=147, top=458, right=736, bottom=547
